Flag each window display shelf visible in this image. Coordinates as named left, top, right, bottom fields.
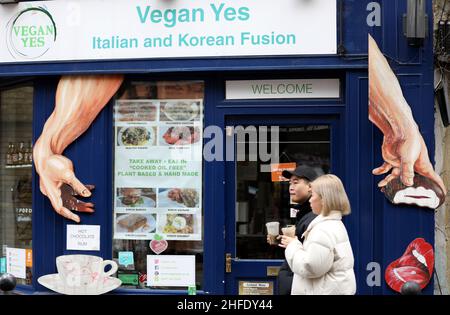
left=5, top=164, right=32, bottom=169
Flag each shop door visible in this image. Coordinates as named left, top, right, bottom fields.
left=224, top=115, right=342, bottom=295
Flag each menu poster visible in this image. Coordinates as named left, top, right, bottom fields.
left=147, top=255, right=195, bottom=287
left=113, top=99, right=203, bottom=241
left=6, top=247, right=26, bottom=279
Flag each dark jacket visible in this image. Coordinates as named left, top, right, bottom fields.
left=278, top=199, right=317, bottom=295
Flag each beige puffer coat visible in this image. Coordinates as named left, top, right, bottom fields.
left=285, top=211, right=356, bottom=295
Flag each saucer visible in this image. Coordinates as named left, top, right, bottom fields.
left=38, top=274, right=122, bottom=295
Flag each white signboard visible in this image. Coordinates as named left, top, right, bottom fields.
left=6, top=248, right=26, bottom=279
left=226, top=79, right=341, bottom=99
left=0, top=0, right=337, bottom=63
left=147, top=255, right=195, bottom=287
left=113, top=99, right=203, bottom=241
left=67, top=225, right=101, bottom=251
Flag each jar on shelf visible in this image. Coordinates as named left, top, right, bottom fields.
left=28, top=142, right=33, bottom=164
left=6, top=142, right=13, bottom=166
left=24, top=141, right=31, bottom=165
left=11, top=143, right=19, bottom=166
left=18, top=141, right=25, bottom=165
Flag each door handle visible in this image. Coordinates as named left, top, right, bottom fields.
left=225, top=253, right=232, bottom=273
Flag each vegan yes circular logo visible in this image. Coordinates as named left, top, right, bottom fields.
left=6, top=7, right=57, bottom=60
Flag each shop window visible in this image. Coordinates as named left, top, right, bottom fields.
left=0, top=85, right=34, bottom=285
left=113, top=81, right=204, bottom=291
left=235, top=125, right=330, bottom=259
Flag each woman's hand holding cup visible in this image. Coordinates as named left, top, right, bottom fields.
left=278, top=235, right=297, bottom=248
left=278, top=225, right=297, bottom=248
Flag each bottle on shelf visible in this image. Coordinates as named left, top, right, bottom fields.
left=6, top=142, right=13, bottom=166
left=11, top=143, right=18, bottom=166
left=27, top=141, right=33, bottom=164
left=18, top=141, right=25, bottom=165
left=24, top=141, right=30, bottom=165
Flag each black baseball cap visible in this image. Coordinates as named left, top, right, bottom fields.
left=282, top=165, right=318, bottom=182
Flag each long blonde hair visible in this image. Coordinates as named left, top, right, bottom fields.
left=311, top=174, right=351, bottom=216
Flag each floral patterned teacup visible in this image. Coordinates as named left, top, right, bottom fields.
left=56, top=255, right=118, bottom=289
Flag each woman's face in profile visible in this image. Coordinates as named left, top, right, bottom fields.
left=309, top=190, right=322, bottom=215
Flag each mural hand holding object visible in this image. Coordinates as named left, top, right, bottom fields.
left=368, top=35, right=446, bottom=208
left=33, top=75, right=124, bottom=222
left=61, top=183, right=95, bottom=214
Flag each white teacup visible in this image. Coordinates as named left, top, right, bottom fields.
left=56, top=255, right=118, bottom=290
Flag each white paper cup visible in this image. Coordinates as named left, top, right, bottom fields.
left=282, top=225, right=296, bottom=237
left=265, top=221, right=280, bottom=236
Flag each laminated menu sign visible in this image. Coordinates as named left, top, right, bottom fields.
left=6, top=247, right=26, bottom=279
left=147, top=255, right=195, bottom=287
left=114, top=99, right=203, bottom=241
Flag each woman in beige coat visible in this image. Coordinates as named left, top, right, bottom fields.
left=280, top=174, right=356, bottom=295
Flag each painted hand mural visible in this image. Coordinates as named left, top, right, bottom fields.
left=33, top=75, right=124, bottom=222
left=368, top=35, right=446, bottom=209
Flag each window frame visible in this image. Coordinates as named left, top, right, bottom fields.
left=0, top=79, right=35, bottom=290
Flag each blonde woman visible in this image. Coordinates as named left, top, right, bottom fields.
left=279, top=174, right=356, bottom=295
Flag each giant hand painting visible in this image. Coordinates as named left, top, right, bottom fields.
left=369, top=35, right=446, bottom=209
left=33, top=75, right=124, bottom=222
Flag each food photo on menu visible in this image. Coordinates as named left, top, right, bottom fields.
left=159, top=100, right=201, bottom=122
left=159, top=126, right=201, bottom=146
left=116, top=188, right=156, bottom=208
left=115, top=213, right=157, bottom=233
left=158, top=188, right=199, bottom=208
left=159, top=213, right=195, bottom=234
left=114, top=101, right=158, bottom=122
left=117, top=126, right=157, bottom=146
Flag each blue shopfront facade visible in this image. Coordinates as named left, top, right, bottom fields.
left=0, top=0, right=436, bottom=295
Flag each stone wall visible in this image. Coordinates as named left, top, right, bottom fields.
left=434, top=0, right=450, bottom=295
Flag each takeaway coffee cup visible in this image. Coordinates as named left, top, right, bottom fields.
left=266, top=221, right=280, bottom=245
left=56, top=255, right=118, bottom=288
left=281, top=225, right=296, bottom=238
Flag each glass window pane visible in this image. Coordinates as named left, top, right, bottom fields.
left=0, top=85, right=34, bottom=285
left=236, top=125, right=330, bottom=259
left=113, top=81, right=204, bottom=291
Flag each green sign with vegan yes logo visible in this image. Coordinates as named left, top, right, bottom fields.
left=6, top=7, right=57, bottom=60
left=0, top=0, right=336, bottom=63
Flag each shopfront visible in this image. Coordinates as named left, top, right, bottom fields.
left=0, top=0, right=437, bottom=295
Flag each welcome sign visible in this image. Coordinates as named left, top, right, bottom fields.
left=0, top=0, right=337, bottom=63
